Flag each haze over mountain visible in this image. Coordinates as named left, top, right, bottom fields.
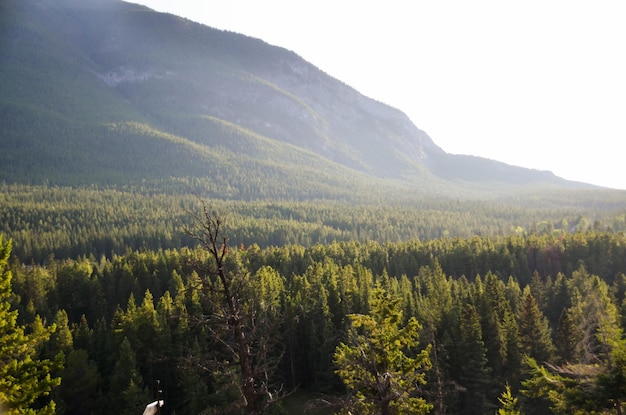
left=0, top=0, right=593, bottom=200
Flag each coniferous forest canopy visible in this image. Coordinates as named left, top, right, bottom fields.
left=3, top=184, right=626, bottom=414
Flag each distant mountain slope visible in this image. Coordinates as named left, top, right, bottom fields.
left=0, top=0, right=593, bottom=199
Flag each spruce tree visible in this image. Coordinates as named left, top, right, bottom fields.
left=0, top=236, right=60, bottom=414
left=58, top=349, right=101, bottom=415
left=107, top=337, right=151, bottom=415
left=457, top=303, right=493, bottom=415
left=496, top=383, right=521, bottom=415
left=518, top=288, right=554, bottom=363
left=334, top=286, right=432, bottom=415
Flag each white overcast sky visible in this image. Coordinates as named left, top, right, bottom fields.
left=132, top=1, right=626, bottom=190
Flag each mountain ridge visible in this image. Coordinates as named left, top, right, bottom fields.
left=0, top=0, right=595, bottom=200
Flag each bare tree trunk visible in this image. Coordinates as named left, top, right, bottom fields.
left=186, top=202, right=291, bottom=414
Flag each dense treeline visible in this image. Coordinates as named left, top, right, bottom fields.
left=3, top=184, right=626, bottom=263
left=5, top=229, right=626, bottom=413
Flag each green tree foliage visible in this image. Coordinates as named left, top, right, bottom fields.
left=186, top=204, right=290, bottom=414
left=520, top=267, right=626, bottom=413
left=4, top=184, right=626, bottom=265
left=497, top=383, right=521, bottom=415
left=0, top=236, right=60, bottom=414
left=521, top=356, right=598, bottom=415
left=333, top=286, right=432, bottom=415
left=51, top=309, right=73, bottom=356
left=455, top=303, right=494, bottom=414
left=521, top=324, right=626, bottom=414
left=107, top=337, right=151, bottom=415
left=518, top=288, right=555, bottom=363
left=596, top=335, right=626, bottom=413
left=57, top=349, right=101, bottom=415
left=7, top=206, right=626, bottom=414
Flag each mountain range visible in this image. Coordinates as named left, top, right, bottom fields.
left=0, top=0, right=593, bottom=201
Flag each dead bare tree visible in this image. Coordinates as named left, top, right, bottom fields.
left=185, top=201, right=291, bottom=414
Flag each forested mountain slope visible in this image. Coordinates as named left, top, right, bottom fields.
left=0, top=0, right=591, bottom=199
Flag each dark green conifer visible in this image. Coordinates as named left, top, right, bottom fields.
left=518, top=289, right=555, bottom=363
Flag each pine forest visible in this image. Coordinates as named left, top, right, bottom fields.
left=3, top=185, right=626, bottom=414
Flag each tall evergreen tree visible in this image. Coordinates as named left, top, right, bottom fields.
left=334, top=286, right=432, bottom=415
left=107, top=337, right=151, bottom=415
left=51, top=309, right=73, bottom=356
left=502, top=309, right=522, bottom=384
left=0, top=236, right=61, bottom=415
left=57, top=349, right=101, bottom=415
left=518, top=288, right=554, bottom=363
left=479, top=273, right=510, bottom=381
left=456, top=303, right=494, bottom=415
left=414, top=262, right=452, bottom=415
left=554, top=309, right=576, bottom=364
left=568, top=268, right=619, bottom=365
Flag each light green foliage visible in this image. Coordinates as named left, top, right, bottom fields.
left=0, top=236, right=60, bottom=414
left=5, top=184, right=626, bottom=266
left=568, top=266, right=619, bottom=364
left=496, top=384, right=521, bottom=415
left=521, top=356, right=586, bottom=414
left=252, top=265, right=285, bottom=314
left=52, top=309, right=73, bottom=355
left=333, top=287, right=432, bottom=415
left=521, top=267, right=626, bottom=413
left=5, top=213, right=626, bottom=413
left=522, top=328, right=626, bottom=414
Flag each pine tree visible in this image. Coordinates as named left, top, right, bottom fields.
left=456, top=303, right=493, bottom=415
left=58, top=349, right=101, bottom=415
left=554, top=309, right=576, bottom=364
left=414, top=262, right=452, bottom=415
left=479, top=273, right=509, bottom=381
left=518, top=288, right=554, bottom=363
left=333, top=286, right=432, bottom=415
left=0, top=236, right=61, bottom=415
left=496, top=383, right=521, bottom=415
left=51, top=309, right=74, bottom=356
left=72, top=314, right=93, bottom=352
left=107, top=337, right=151, bottom=415
left=501, top=309, right=521, bottom=379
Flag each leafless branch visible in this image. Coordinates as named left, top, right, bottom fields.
left=184, top=199, right=294, bottom=414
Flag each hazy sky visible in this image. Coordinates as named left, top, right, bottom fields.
left=132, top=1, right=626, bottom=190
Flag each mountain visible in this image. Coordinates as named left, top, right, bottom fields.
left=0, top=0, right=592, bottom=200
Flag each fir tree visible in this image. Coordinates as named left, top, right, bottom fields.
left=0, top=236, right=61, bottom=415
left=496, top=383, right=521, bottom=415
left=457, top=303, right=494, bottom=415
left=333, top=286, right=432, bottom=415
left=518, top=288, right=554, bottom=363
left=107, top=337, right=151, bottom=415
